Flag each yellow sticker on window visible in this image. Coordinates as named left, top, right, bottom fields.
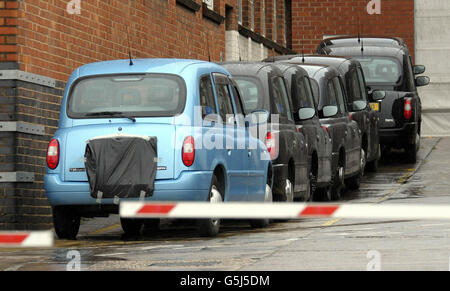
left=369, top=102, right=380, bottom=111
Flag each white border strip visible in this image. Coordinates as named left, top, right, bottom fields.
left=0, top=231, right=54, bottom=248
left=120, top=202, right=450, bottom=220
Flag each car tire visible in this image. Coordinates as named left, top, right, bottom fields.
left=405, top=133, right=420, bottom=163
left=366, top=144, right=380, bottom=172
left=52, top=206, right=81, bottom=240
left=142, top=219, right=160, bottom=235
left=331, top=166, right=345, bottom=200
left=315, top=186, right=332, bottom=202
left=284, top=178, right=294, bottom=202
left=250, top=183, right=273, bottom=229
left=346, top=149, right=364, bottom=191
left=120, top=218, right=144, bottom=236
left=197, top=175, right=223, bottom=237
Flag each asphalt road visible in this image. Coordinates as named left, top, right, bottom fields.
left=1, top=137, right=449, bottom=271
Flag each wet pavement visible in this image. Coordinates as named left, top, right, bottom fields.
left=1, top=137, right=450, bottom=271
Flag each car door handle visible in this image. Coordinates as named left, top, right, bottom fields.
left=227, top=149, right=232, bottom=156
left=248, top=150, right=252, bottom=157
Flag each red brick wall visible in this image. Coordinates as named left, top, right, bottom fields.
left=292, top=0, right=415, bottom=60
left=0, top=0, right=18, bottom=62
left=16, top=0, right=238, bottom=82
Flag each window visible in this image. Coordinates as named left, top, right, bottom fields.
left=203, top=0, right=214, bottom=10
left=249, top=0, right=255, bottom=30
left=348, top=70, right=362, bottom=104
left=230, top=82, right=246, bottom=126
left=261, top=0, right=266, bottom=36
left=296, top=77, right=315, bottom=109
left=234, top=77, right=263, bottom=114
left=214, top=74, right=235, bottom=124
left=325, top=80, right=337, bottom=109
left=199, top=75, right=217, bottom=118
left=356, top=68, right=368, bottom=101
left=68, top=74, right=186, bottom=118
left=273, top=0, right=277, bottom=41
left=238, top=0, right=243, bottom=24
left=284, top=0, right=292, bottom=48
left=333, top=77, right=347, bottom=114
left=355, top=57, right=402, bottom=84
left=271, top=76, right=293, bottom=121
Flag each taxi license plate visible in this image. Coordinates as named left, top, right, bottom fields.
left=369, top=102, right=380, bottom=111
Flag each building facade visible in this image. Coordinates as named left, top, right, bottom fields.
left=0, top=0, right=420, bottom=230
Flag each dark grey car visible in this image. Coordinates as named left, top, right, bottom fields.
left=317, top=36, right=430, bottom=162
left=270, top=62, right=333, bottom=201
left=298, top=64, right=363, bottom=200
left=272, top=55, right=383, bottom=172
left=220, top=62, right=310, bottom=202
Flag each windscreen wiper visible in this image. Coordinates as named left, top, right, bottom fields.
left=85, top=111, right=136, bottom=122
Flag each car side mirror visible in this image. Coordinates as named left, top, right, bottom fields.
left=249, top=109, right=270, bottom=125
left=322, top=105, right=338, bottom=118
left=351, top=100, right=367, bottom=111
left=298, top=108, right=316, bottom=121
left=415, top=76, right=430, bottom=87
left=372, top=90, right=386, bottom=101
left=414, top=65, right=426, bottom=75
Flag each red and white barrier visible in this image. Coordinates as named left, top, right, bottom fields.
left=0, top=231, right=53, bottom=248
left=120, top=202, right=450, bottom=221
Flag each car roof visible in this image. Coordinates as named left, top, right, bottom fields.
left=219, top=61, right=285, bottom=77
left=321, top=46, right=407, bottom=60
left=319, top=36, right=407, bottom=49
left=75, top=58, right=229, bottom=78
left=293, top=63, right=334, bottom=79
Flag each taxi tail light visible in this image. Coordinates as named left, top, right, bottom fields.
left=46, top=139, right=60, bottom=170
left=404, top=98, right=412, bottom=120
left=182, top=136, right=195, bottom=167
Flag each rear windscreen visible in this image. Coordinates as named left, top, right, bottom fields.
left=355, top=57, right=402, bottom=85
left=67, top=74, right=186, bottom=118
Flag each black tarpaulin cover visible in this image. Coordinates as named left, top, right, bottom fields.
left=84, top=135, right=157, bottom=199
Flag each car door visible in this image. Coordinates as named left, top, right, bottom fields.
left=356, top=66, right=380, bottom=161
left=334, top=76, right=361, bottom=177
left=229, top=80, right=266, bottom=201
left=304, top=77, right=332, bottom=184
left=271, top=75, right=308, bottom=195
left=212, top=73, right=248, bottom=201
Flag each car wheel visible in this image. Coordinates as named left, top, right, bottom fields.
left=284, top=178, right=294, bottom=202
left=142, top=219, right=160, bottom=235
left=52, top=206, right=81, bottom=240
left=366, top=144, right=380, bottom=172
left=346, top=149, right=364, bottom=191
left=306, top=171, right=317, bottom=202
left=197, top=175, right=223, bottom=237
left=405, top=133, right=420, bottom=163
left=315, top=186, right=332, bottom=202
left=331, top=166, right=345, bottom=200
left=250, top=183, right=273, bottom=229
left=120, top=218, right=144, bottom=236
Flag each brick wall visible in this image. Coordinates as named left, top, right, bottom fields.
left=0, top=0, right=18, bottom=62
left=16, top=0, right=242, bottom=82
left=292, top=0, right=415, bottom=61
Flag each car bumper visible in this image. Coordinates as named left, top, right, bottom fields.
left=380, top=122, right=417, bottom=147
left=44, top=171, right=213, bottom=206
